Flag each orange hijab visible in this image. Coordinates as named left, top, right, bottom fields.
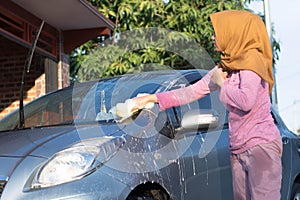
left=210, top=10, right=274, bottom=94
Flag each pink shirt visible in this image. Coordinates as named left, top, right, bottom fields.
left=156, top=67, right=280, bottom=154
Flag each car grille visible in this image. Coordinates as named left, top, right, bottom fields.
left=0, top=177, right=8, bottom=199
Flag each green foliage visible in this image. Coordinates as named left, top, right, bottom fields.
left=71, top=0, right=278, bottom=82
left=78, top=27, right=217, bottom=80
left=69, top=40, right=96, bottom=82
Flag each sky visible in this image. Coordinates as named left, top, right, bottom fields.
left=248, top=0, right=300, bottom=133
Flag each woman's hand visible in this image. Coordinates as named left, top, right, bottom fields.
left=131, top=94, right=157, bottom=111
left=113, top=94, right=157, bottom=119
left=211, top=67, right=227, bottom=87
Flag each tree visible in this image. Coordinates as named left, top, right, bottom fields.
left=71, top=0, right=279, bottom=82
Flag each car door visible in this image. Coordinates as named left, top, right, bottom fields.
left=163, top=72, right=233, bottom=199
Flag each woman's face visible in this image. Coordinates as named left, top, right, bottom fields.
left=211, top=33, right=222, bottom=52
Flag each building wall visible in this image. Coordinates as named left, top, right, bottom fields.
left=59, top=53, right=70, bottom=89
left=0, top=36, right=47, bottom=119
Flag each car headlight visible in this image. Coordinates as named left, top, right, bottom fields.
left=31, top=136, right=125, bottom=189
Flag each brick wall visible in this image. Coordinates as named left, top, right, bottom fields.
left=0, top=36, right=46, bottom=119
left=60, top=53, right=70, bottom=88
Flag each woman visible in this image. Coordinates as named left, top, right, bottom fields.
left=125, top=10, right=283, bottom=200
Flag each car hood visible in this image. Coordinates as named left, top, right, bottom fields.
left=0, top=123, right=124, bottom=158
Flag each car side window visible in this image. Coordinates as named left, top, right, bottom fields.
left=164, top=75, right=228, bottom=130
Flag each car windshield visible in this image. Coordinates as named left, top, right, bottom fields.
left=0, top=71, right=183, bottom=131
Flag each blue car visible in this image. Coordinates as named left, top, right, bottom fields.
left=0, top=69, right=299, bottom=200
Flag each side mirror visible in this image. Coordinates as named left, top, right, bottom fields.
left=180, top=109, right=219, bottom=131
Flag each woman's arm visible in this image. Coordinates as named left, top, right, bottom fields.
left=132, top=67, right=220, bottom=111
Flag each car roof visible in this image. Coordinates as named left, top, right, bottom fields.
left=75, top=69, right=209, bottom=88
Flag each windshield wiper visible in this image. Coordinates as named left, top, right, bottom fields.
left=18, top=20, right=44, bottom=129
